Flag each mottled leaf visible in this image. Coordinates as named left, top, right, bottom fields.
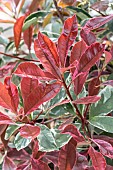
left=73, top=95, right=101, bottom=104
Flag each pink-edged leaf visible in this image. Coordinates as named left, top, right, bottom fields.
left=0, top=62, right=16, bottom=78
left=84, top=15, right=113, bottom=31
left=88, top=146, right=106, bottom=170
left=0, top=112, right=12, bottom=125
left=62, top=124, right=85, bottom=142
left=104, top=51, right=112, bottom=64
left=73, top=95, right=101, bottom=104
left=21, top=78, right=62, bottom=114
left=94, top=135, right=113, bottom=147
left=58, top=15, right=78, bottom=67
left=0, top=77, right=19, bottom=113
left=58, top=139, right=76, bottom=170
left=78, top=43, right=104, bottom=73
left=102, top=80, right=113, bottom=87
left=34, top=32, right=61, bottom=79
left=93, top=139, right=113, bottom=159
left=2, top=156, right=17, bottom=170
left=73, top=72, right=88, bottom=95
left=23, top=26, right=33, bottom=50
left=31, top=158, right=51, bottom=170
left=14, top=15, right=26, bottom=49
left=46, top=151, right=59, bottom=167
left=14, top=62, right=56, bottom=80
left=73, top=152, right=88, bottom=170
left=70, top=40, right=87, bottom=64
left=80, top=29, right=96, bottom=45
left=19, top=124, right=40, bottom=139
left=88, top=77, right=100, bottom=96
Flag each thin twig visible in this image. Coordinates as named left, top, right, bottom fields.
left=0, top=52, right=40, bottom=63
left=53, top=0, right=64, bottom=23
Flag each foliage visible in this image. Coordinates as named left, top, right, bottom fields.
left=0, top=0, right=113, bottom=169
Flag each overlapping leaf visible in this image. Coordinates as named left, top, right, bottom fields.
left=0, top=112, right=13, bottom=125
left=14, top=62, right=56, bottom=80
left=62, top=124, right=85, bottom=142
left=31, top=158, right=50, bottom=170
left=21, top=77, right=62, bottom=114
left=23, top=26, right=33, bottom=50
left=0, top=77, right=19, bottom=113
left=94, top=139, right=113, bottom=159
left=14, top=15, right=26, bottom=49
left=58, top=140, right=76, bottom=170
left=73, top=95, right=101, bottom=104
left=58, top=15, right=78, bottom=67
left=20, top=124, right=40, bottom=139
left=34, top=32, right=61, bottom=79
left=88, top=146, right=106, bottom=170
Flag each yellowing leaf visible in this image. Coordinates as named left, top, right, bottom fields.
left=57, top=0, right=76, bottom=8
left=43, top=13, right=53, bottom=28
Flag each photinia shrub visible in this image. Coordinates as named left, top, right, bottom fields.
left=1, top=0, right=113, bottom=169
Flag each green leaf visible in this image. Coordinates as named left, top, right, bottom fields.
left=51, top=129, right=71, bottom=148
left=90, top=86, right=113, bottom=117
left=89, top=116, right=113, bottom=133
left=47, top=87, right=66, bottom=108
left=67, top=6, right=92, bottom=20
left=36, top=123, right=58, bottom=152
left=0, top=35, right=9, bottom=45
left=23, top=11, right=48, bottom=31
left=14, top=133, right=31, bottom=151
left=5, top=125, right=19, bottom=140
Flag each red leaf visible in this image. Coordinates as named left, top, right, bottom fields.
left=88, top=146, right=106, bottom=170
left=0, top=112, right=12, bottom=125
left=14, top=15, right=26, bottom=49
left=73, top=95, right=101, bottom=104
left=34, top=32, right=61, bottom=79
left=84, top=15, right=113, bottom=31
left=20, top=124, right=40, bottom=139
left=88, top=77, right=100, bottom=96
left=73, top=152, right=88, bottom=170
left=58, top=15, right=78, bottom=67
left=80, top=29, right=96, bottom=45
left=2, top=156, right=17, bottom=170
left=58, top=117, right=73, bottom=130
left=102, top=80, right=113, bottom=87
left=23, top=26, right=33, bottom=50
left=78, top=43, right=104, bottom=74
left=62, top=124, right=85, bottom=142
left=104, top=51, right=112, bottom=65
left=0, top=77, right=19, bottom=113
left=21, top=78, right=62, bottom=114
left=70, top=40, right=87, bottom=63
left=94, top=139, right=113, bottom=159
left=31, top=158, right=51, bottom=170
left=58, top=140, right=76, bottom=170
left=73, top=72, right=88, bottom=95
left=14, top=62, right=56, bottom=80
